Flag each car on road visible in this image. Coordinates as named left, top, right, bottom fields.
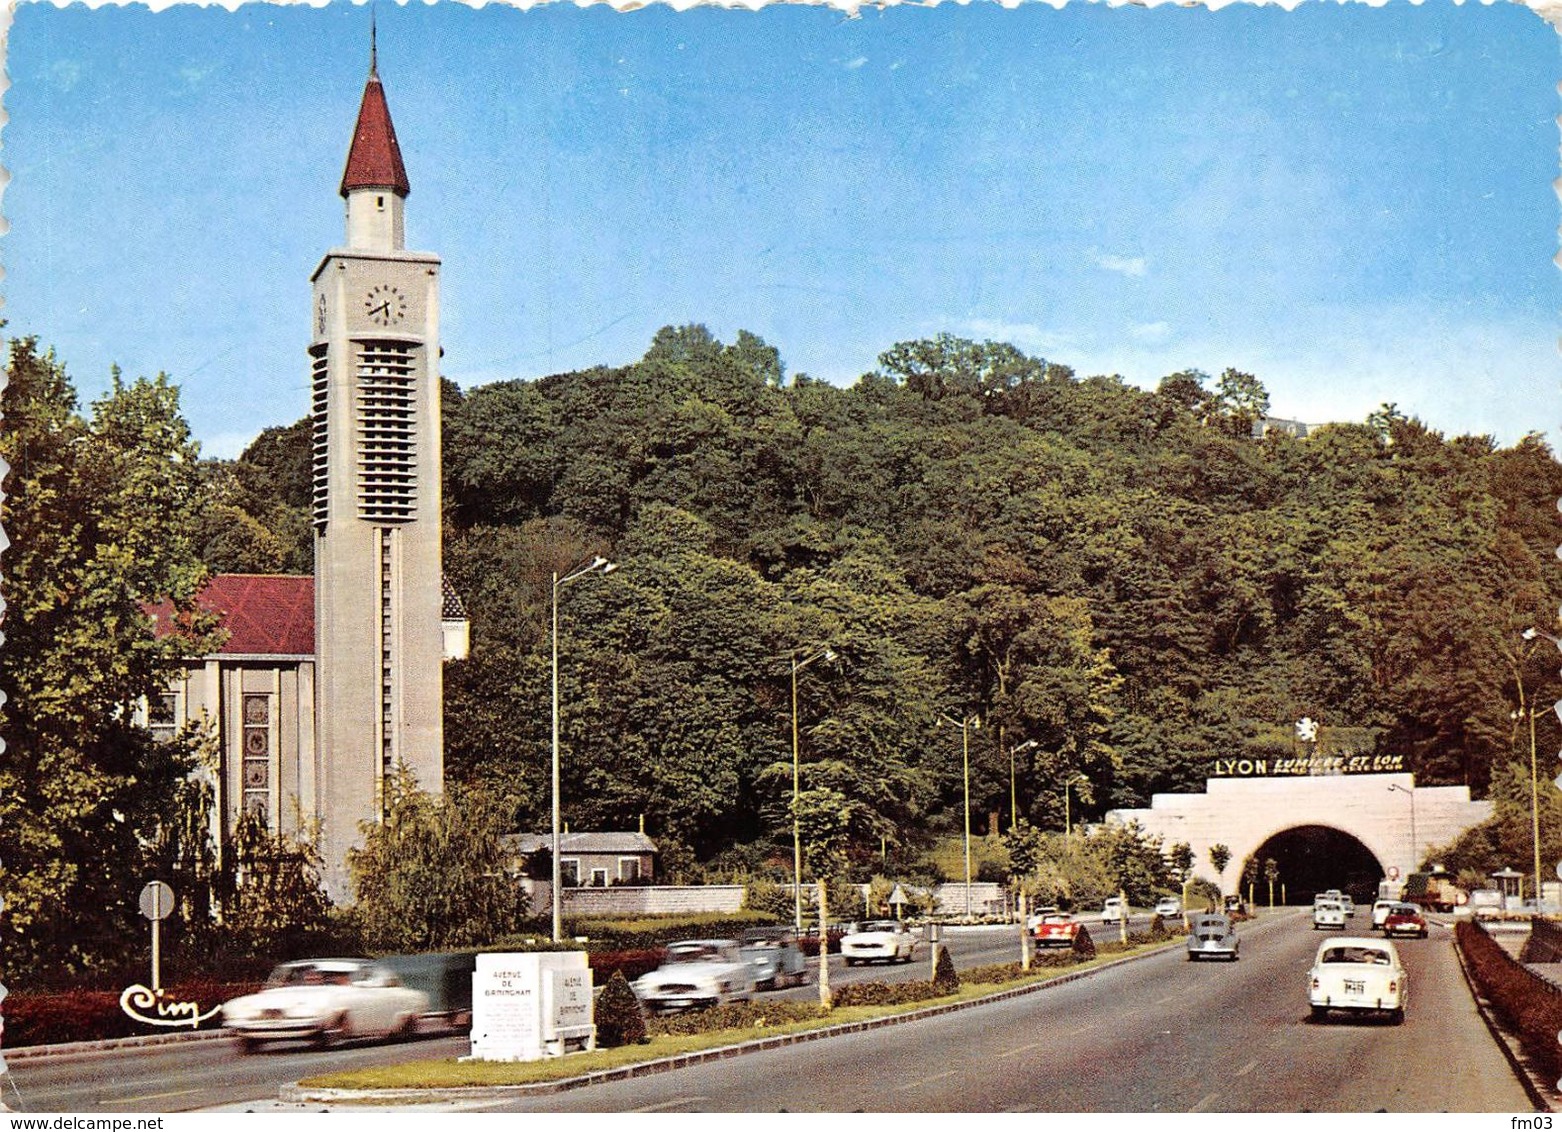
left=1032, top=912, right=1083, bottom=949
left=1153, top=897, right=1181, bottom=918
left=220, top=958, right=428, bottom=1052
left=1381, top=903, right=1429, bottom=939
left=841, top=920, right=919, bottom=965
left=1308, top=937, right=1406, bottom=1023
left=1371, top=898, right=1397, bottom=930
left=1223, top=894, right=1249, bottom=917
left=738, top=926, right=809, bottom=989
left=1339, top=895, right=1356, bottom=917
left=633, top=939, right=757, bottom=1012
left=1313, top=900, right=1347, bottom=930
left=1101, top=897, right=1126, bottom=924
left=1186, top=913, right=1239, bottom=961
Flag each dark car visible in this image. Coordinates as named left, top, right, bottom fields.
left=1382, top=903, right=1429, bottom=939
left=738, top=926, right=808, bottom=989
left=379, top=951, right=479, bottom=1033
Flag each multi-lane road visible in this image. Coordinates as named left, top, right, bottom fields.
left=2, top=908, right=1539, bottom=1113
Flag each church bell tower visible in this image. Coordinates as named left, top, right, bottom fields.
left=310, top=42, right=444, bottom=897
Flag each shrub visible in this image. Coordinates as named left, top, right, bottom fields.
left=831, top=980, right=944, bottom=1008
left=1457, top=920, right=1562, bottom=1081
left=963, top=962, right=1027, bottom=983
left=1147, top=914, right=1169, bottom=940
left=592, top=971, right=647, bottom=1048
left=3, top=980, right=258, bottom=1048
left=1071, top=925, right=1097, bottom=959
left=644, top=999, right=826, bottom=1036
left=932, top=946, right=959, bottom=993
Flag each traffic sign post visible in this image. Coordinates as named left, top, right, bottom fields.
left=138, top=881, right=174, bottom=992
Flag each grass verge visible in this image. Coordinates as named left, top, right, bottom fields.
left=299, top=936, right=1179, bottom=1093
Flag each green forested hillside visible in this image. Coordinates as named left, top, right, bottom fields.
left=219, top=325, right=1562, bottom=877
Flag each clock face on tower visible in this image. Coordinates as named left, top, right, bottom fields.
left=363, top=283, right=407, bottom=328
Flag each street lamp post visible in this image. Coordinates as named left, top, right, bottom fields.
left=551, top=555, right=618, bottom=943
left=1063, top=772, right=1089, bottom=839
left=1008, top=739, right=1037, bottom=830
left=791, top=647, right=836, bottom=934
left=939, top=712, right=981, bottom=919
left=1387, top=782, right=1417, bottom=879
left=1517, top=627, right=1560, bottom=908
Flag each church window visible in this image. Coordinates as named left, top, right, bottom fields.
left=241, top=693, right=272, bottom=824
left=355, top=340, right=418, bottom=522
left=149, top=691, right=180, bottom=744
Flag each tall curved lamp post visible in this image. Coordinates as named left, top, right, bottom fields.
left=1008, top=739, right=1037, bottom=830
left=1386, top=782, right=1417, bottom=880
left=1518, top=627, right=1562, bottom=906
left=552, top=555, right=618, bottom=942
left=791, top=647, right=836, bottom=934
left=939, top=712, right=982, bottom=919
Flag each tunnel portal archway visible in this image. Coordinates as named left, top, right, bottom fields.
left=1244, top=825, right=1384, bottom=906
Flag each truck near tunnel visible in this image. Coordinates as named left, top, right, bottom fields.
left=1401, top=869, right=1466, bottom=913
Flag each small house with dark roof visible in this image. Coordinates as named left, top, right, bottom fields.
left=503, top=831, right=659, bottom=887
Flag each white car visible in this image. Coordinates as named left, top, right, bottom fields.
left=1308, top=936, right=1406, bottom=1023
left=841, top=920, right=918, bottom=965
left=1313, top=900, right=1347, bottom=930
left=221, top=958, right=428, bottom=1052
left=1153, top=897, right=1181, bottom=918
left=1339, top=895, right=1356, bottom=917
left=1101, top=897, right=1126, bottom=924
left=1371, top=898, right=1397, bottom=930
left=634, top=939, right=757, bottom=1012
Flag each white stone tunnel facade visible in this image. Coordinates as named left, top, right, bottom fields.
left=1106, top=772, right=1492, bottom=896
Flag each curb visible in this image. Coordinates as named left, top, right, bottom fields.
left=1451, top=923, right=1559, bottom=1113
left=283, top=934, right=1191, bottom=1105
left=2, top=1028, right=231, bottom=1065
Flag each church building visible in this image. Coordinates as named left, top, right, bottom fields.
left=151, top=47, right=463, bottom=899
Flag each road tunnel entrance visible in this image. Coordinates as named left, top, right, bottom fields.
left=1243, top=825, right=1384, bottom=905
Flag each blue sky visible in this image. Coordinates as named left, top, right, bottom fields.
left=3, top=1, right=1558, bottom=458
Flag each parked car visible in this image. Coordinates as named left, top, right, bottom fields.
left=1101, top=897, right=1126, bottom=924
left=1186, top=914, right=1239, bottom=961
left=1313, top=900, right=1347, bottom=930
left=221, top=958, right=428, bottom=1052
left=1381, top=903, right=1429, bottom=939
left=738, top=926, right=808, bottom=989
left=841, top=920, right=918, bottom=965
left=1308, top=937, right=1406, bottom=1023
left=1032, top=912, right=1082, bottom=949
left=633, top=939, right=757, bottom=1012
left=1153, top=897, right=1182, bottom=918
left=1371, top=898, right=1398, bottom=931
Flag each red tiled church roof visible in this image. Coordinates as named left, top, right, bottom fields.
left=339, top=66, right=410, bottom=198
left=149, top=574, right=315, bottom=657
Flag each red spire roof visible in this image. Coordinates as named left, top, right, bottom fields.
left=339, top=67, right=410, bottom=199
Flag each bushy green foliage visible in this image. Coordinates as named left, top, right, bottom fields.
left=348, top=769, right=528, bottom=952
left=830, top=979, right=946, bottom=1008
left=551, top=911, right=779, bottom=950
left=593, top=971, right=648, bottom=1047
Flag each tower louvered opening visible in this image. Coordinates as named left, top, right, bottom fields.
left=356, top=340, right=419, bottom=522
left=310, top=345, right=330, bottom=532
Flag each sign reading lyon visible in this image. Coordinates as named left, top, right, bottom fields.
left=1213, top=753, right=1406, bottom=777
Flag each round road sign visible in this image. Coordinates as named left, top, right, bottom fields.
left=138, top=881, right=174, bottom=921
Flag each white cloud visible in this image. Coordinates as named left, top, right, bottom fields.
left=1095, top=252, right=1148, bottom=278
left=956, top=318, right=1076, bottom=356
left=1131, top=321, right=1172, bottom=343
left=844, top=56, right=868, bottom=71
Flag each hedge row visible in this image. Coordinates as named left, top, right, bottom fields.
left=1456, top=919, right=1562, bottom=1082
left=534, top=912, right=781, bottom=951
left=644, top=999, right=828, bottom=1037
left=3, top=981, right=259, bottom=1048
